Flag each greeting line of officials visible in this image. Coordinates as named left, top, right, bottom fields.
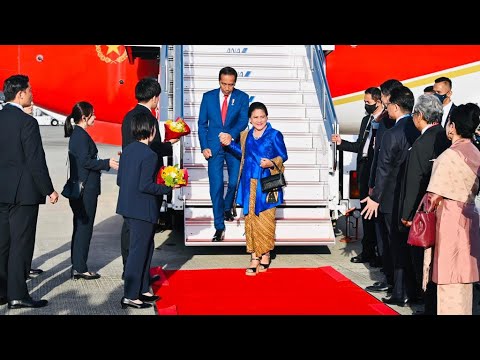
left=334, top=77, right=480, bottom=315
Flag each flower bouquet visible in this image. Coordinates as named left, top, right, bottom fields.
left=164, top=117, right=191, bottom=141
left=156, top=164, right=189, bottom=187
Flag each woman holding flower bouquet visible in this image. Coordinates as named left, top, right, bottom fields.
left=222, top=102, right=288, bottom=276
left=116, top=113, right=175, bottom=309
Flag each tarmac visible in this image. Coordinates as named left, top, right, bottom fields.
left=1, top=126, right=479, bottom=316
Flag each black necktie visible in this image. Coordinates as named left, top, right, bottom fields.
left=363, top=115, right=373, bottom=140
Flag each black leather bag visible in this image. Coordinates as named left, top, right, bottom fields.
left=60, top=152, right=87, bottom=200
left=260, top=162, right=286, bottom=193
left=61, top=179, right=84, bottom=200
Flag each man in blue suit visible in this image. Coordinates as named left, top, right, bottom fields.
left=198, top=67, right=249, bottom=242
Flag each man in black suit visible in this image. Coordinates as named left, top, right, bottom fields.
left=433, top=76, right=456, bottom=127
left=0, top=74, right=59, bottom=309
left=120, top=77, right=178, bottom=280
left=22, top=103, right=45, bottom=278
left=364, top=80, right=400, bottom=293
left=400, top=94, right=450, bottom=314
left=361, top=85, right=420, bottom=306
left=332, top=87, right=382, bottom=266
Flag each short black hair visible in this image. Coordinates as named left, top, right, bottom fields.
left=135, top=77, right=161, bottom=102
left=3, top=74, right=29, bottom=102
left=389, top=85, right=414, bottom=113
left=423, top=85, right=434, bottom=93
left=434, top=76, right=452, bottom=89
left=379, top=79, right=402, bottom=96
left=365, top=87, right=381, bottom=101
left=219, top=67, right=238, bottom=82
left=131, top=113, right=156, bottom=140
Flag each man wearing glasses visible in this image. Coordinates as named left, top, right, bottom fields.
left=362, top=85, right=420, bottom=306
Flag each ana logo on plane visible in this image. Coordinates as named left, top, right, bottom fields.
left=95, top=45, right=128, bottom=64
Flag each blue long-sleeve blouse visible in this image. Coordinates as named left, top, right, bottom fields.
left=229, top=123, right=288, bottom=216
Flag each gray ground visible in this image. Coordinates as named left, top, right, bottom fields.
left=1, top=126, right=478, bottom=315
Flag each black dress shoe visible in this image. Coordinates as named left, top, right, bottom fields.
left=149, top=274, right=161, bottom=284
left=72, top=271, right=101, bottom=280
left=350, top=253, right=373, bottom=263
left=365, top=282, right=392, bottom=292
left=224, top=211, right=235, bottom=222
left=0, top=297, right=7, bottom=306
left=212, top=229, right=225, bottom=242
left=29, top=268, right=43, bottom=275
left=139, top=294, right=160, bottom=302
left=8, top=298, right=48, bottom=309
left=382, top=296, right=410, bottom=307
left=120, top=297, right=152, bottom=309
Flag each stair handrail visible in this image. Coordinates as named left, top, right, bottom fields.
left=159, top=45, right=169, bottom=123
left=307, top=45, right=339, bottom=172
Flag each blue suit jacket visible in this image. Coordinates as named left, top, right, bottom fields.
left=198, top=88, right=249, bottom=156
left=68, top=126, right=110, bottom=195
left=116, top=141, right=171, bottom=224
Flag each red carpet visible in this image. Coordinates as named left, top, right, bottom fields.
left=150, top=266, right=398, bottom=315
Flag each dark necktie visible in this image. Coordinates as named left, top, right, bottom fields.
left=363, top=115, right=374, bottom=141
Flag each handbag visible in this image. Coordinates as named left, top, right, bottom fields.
left=60, top=152, right=87, bottom=200
left=260, top=162, right=286, bottom=193
left=407, top=193, right=436, bottom=248
left=61, top=178, right=85, bottom=200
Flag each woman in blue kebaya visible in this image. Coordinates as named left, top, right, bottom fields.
left=221, top=102, right=288, bottom=276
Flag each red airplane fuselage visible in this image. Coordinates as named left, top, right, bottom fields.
left=0, top=45, right=159, bottom=144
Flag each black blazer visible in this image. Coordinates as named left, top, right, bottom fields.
left=442, top=103, right=457, bottom=127
left=338, top=114, right=373, bottom=163
left=0, top=104, right=54, bottom=205
left=121, top=104, right=172, bottom=173
left=369, top=111, right=395, bottom=189
left=370, top=115, right=420, bottom=214
left=400, top=125, right=450, bottom=221
left=116, top=141, right=171, bottom=224
left=68, top=126, right=110, bottom=195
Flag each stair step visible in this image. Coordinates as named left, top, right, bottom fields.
left=184, top=218, right=335, bottom=245
left=184, top=65, right=309, bottom=79
left=184, top=131, right=315, bottom=149
left=184, top=45, right=308, bottom=56
left=184, top=103, right=318, bottom=119
left=185, top=78, right=311, bottom=92
left=184, top=163, right=328, bottom=183
left=183, top=117, right=325, bottom=134
left=185, top=206, right=330, bottom=219
left=183, top=147, right=328, bottom=166
left=183, top=180, right=328, bottom=202
left=183, top=53, right=307, bottom=67
left=184, top=90, right=318, bottom=106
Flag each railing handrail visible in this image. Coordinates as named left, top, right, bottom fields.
left=159, top=45, right=169, bottom=123
left=307, top=45, right=339, bottom=172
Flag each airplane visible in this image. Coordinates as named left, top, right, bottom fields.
left=0, top=45, right=160, bottom=144
left=326, top=45, right=480, bottom=134
left=1, top=45, right=480, bottom=144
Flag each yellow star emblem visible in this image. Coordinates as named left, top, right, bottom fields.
left=95, top=45, right=128, bottom=64
left=106, top=45, right=121, bottom=55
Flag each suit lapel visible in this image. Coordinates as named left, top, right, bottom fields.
left=224, top=89, right=237, bottom=126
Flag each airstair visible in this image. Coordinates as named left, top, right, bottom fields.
left=164, top=45, right=339, bottom=246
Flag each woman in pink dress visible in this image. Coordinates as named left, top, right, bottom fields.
left=426, top=103, right=480, bottom=315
